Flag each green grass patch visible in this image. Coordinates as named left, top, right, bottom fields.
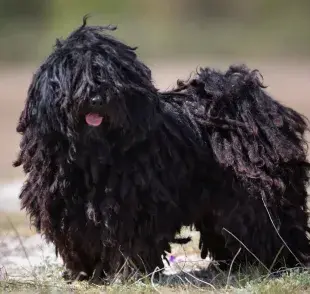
left=1, top=257, right=310, bottom=294
left=1, top=268, right=310, bottom=293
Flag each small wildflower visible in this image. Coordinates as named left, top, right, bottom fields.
left=169, top=255, right=176, bottom=263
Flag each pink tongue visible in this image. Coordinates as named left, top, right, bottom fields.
left=85, top=113, right=103, bottom=126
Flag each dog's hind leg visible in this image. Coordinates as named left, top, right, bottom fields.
left=195, top=215, right=234, bottom=271
left=269, top=170, right=310, bottom=270
left=204, top=195, right=310, bottom=273
left=269, top=206, right=310, bottom=270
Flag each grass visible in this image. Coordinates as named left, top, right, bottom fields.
left=1, top=213, right=310, bottom=294
left=2, top=266, right=310, bottom=294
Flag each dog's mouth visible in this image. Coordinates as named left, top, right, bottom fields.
left=85, top=113, right=104, bottom=127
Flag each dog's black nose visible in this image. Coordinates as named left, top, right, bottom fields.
left=90, top=96, right=104, bottom=108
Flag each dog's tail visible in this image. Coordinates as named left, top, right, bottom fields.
left=176, top=64, right=310, bottom=197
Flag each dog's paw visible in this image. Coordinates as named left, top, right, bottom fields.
left=62, top=269, right=88, bottom=283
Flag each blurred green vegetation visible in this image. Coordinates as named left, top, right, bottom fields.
left=0, top=0, right=310, bottom=63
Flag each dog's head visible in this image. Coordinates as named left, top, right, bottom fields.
left=17, top=17, right=158, bottom=150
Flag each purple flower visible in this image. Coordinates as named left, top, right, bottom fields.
left=169, top=255, right=176, bottom=263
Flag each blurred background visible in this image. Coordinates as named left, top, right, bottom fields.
left=0, top=0, right=309, bottom=211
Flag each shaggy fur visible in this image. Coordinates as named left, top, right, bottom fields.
left=14, top=19, right=310, bottom=283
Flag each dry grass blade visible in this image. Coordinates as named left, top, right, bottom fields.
left=132, top=266, right=165, bottom=285
left=151, top=266, right=161, bottom=293
left=181, top=270, right=216, bottom=290
left=268, top=245, right=285, bottom=273
left=6, top=216, right=38, bottom=280
left=261, top=196, right=303, bottom=266
left=225, top=247, right=242, bottom=289
left=184, top=276, right=204, bottom=291
left=222, top=228, right=270, bottom=272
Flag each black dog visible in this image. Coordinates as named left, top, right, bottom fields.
left=14, top=19, right=310, bottom=283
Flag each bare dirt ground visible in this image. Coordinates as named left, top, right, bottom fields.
left=0, top=59, right=309, bottom=281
